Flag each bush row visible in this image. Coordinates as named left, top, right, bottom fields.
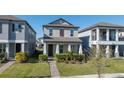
left=55, top=52, right=84, bottom=63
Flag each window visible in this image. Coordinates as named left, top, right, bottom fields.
left=70, top=30, right=74, bottom=36
left=0, top=23, right=2, bottom=33
left=12, top=23, right=22, bottom=32
left=59, top=45, right=63, bottom=53
left=60, top=29, right=64, bottom=36
left=49, top=29, right=53, bottom=36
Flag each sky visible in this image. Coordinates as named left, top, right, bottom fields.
left=17, top=15, right=124, bottom=38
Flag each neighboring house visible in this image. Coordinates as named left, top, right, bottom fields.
left=36, top=37, right=43, bottom=48
left=78, top=22, right=124, bottom=58
left=43, top=18, right=82, bottom=57
left=0, top=15, right=36, bottom=60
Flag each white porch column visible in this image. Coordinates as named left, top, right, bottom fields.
left=106, top=29, right=109, bottom=41
left=21, top=43, right=24, bottom=52
left=96, top=28, right=100, bottom=41
left=106, top=45, right=110, bottom=58
left=56, top=44, right=59, bottom=54
left=6, top=43, right=9, bottom=59
left=43, top=43, right=47, bottom=54
left=79, top=44, right=83, bottom=54
left=68, top=44, right=71, bottom=52
left=96, top=44, right=100, bottom=57
left=115, top=45, right=119, bottom=57
left=116, top=29, right=119, bottom=41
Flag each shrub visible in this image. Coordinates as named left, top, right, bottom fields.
left=73, top=54, right=84, bottom=62
left=39, top=54, right=48, bottom=62
left=0, top=52, right=7, bottom=63
left=15, top=52, right=28, bottom=63
left=55, top=54, right=67, bottom=62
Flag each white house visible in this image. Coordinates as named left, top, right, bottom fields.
left=78, top=22, right=124, bottom=58
left=43, top=18, right=82, bottom=57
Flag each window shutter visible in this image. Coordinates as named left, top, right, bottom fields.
left=12, top=23, right=15, bottom=31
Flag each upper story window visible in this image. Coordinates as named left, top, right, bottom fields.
left=0, top=23, right=2, bottom=33
left=12, top=23, right=22, bottom=32
left=60, top=29, right=64, bottom=37
left=70, top=30, right=74, bottom=37
left=49, top=29, right=53, bottom=36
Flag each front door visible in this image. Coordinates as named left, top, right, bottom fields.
left=48, top=44, right=53, bottom=57
left=16, top=43, right=21, bottom=53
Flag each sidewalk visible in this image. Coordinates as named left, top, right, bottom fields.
left=67, top=73, right=124, bottom=78
left=0, top=61, right=15, bottom=74
left=49, top=61, right=60, bottom=78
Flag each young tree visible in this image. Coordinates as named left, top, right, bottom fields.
left=88, top=46, right=106, bottom=78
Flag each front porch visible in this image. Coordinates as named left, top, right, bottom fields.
left=0, top=43, right=26, bottom=60
left=43, top=43, right=83, bottom=57
left=92, top=44, right=124, bottom=58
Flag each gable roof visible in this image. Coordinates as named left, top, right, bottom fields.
left=43, top=18, right=79, bottom=28
left=79, top=22, right=124, bottom=33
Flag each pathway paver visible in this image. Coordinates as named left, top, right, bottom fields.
left=0, top=61, right=15, bottom=74
left=49, top=61, right=60, bottom=78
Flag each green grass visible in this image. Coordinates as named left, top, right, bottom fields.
left=0, top=63, right=50, bottom=78
left=57, top=58, right=124, bottom=76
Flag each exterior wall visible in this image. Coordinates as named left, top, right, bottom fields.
left=44, top=27, right=78, bottom=37
left=78, top=30, right=90, bottom=50
left=9, top=22, right=25, bottom=41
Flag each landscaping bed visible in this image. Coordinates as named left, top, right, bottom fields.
left=0, top=63, right=50, bottom=78
left=57, top=59, right=124, bottom=77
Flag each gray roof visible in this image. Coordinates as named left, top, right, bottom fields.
left=79, top=22, right=124, bottom=33
left=44, top=37, right=82, bottom=43
left=43, top=18, right=79, bottom=28
left=0, top=15, right=24, bottom=21
left=0, top=15, right=36, bottom=34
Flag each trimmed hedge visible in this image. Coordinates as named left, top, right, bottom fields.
left=39, top=54, right=48, bottom=62
left=55, top=52, right=84, bottom=63
left=15, top=52, right=29, bottom=63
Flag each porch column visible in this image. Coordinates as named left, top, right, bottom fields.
left=6, top=43, right=9, bottom=59
left=115, top=45, right=119, bottom=57
left=106, top=45, right=110, bottom=58
left=89, top=30, right=92, bottom=47
left=96, top=44, right=100, bottom=57
left=96, top=28, right=100, bottom=41
left=116, top=29, right=119, bottom=41
left=68, top=44, right=71, bottom=52
left=79, top=44, right=83, bottom=54
left=21, top=43, right=24, bottom=52
left=56, top=44, right=59, bottom=54
left=43, top=43, right=47, bottom=54
left=106, top=29, right=109, bottom=41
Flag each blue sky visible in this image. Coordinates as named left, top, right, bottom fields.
left=17, top=15, right=124, bottom=38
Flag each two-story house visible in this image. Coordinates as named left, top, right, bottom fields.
left=0, top=15, right=36, bottom=60
left=78, top=22, right=124, bottom=58
left=43, top=18, right=82, bottom=57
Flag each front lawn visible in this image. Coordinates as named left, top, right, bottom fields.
left=57, top=58, right=124, bottom=76
left=0, top=63, right=50, bottom=78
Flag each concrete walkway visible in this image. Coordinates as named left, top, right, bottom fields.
left=0, top=61, right=15, bottom=74
left=49, top=61, right=60, bottom=78
left=67, top=73, right=124, bottom=78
